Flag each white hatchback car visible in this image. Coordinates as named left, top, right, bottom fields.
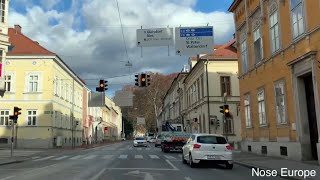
left=133, top=137, right=147, bottom=147
left=182, top=134, right=233, bottom=169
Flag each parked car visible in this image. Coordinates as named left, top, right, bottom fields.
left=149, top=137, right=156, bottom=143
left=133, top=137, right=147, bottom=147
left=155, top=133, right=166, bottom=147
left=182, top=134, right=233, bottom=169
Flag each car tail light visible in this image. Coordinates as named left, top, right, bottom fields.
left=226, top=145, right=232, bottom=150
left=193, top=144, right=201, bottom=149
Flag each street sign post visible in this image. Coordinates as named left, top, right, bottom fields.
left=136, top=28, right=174, bottom=47
left=175, top=26, right=214, bottom=55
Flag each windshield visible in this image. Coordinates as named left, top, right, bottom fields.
left=197, top=136, right=227, bottom=144
left=135, top=137, right=145, bottom=140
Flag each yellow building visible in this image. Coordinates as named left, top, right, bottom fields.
left=0, top=25, right=85, bottom=148
left=229, top=0, right=320, bottom=163
left=0, top=0, right=11, bottom=96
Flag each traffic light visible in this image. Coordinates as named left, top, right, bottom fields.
left=9, top=106, right=22, bottom=123
left=76, top=121, right=79, bottom=126
left=219, top=105, right=224, bottom=114
left=216, top=119, right=220, bottom=127
left=96, top=79, right=108, bottom=92
left=135, top=74, right=140, bottom=86
left=146, top=74, right=151, bottom=86
left=224, top=104, right=230, bottom=117
left=140, top=73, right=146, bottom=87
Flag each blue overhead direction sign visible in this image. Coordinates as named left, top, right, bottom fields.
left=180, top=27, right=213, bottom=34
left=180, top=31, right=213, bottom=37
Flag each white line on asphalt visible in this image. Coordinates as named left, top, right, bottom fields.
left=31, top=156, right=41, bottom=159
left=102, top=155, right=113, bottom=159
left=0, top=176, right=15, bottom=180
left=70, top=155, right=82, bottom=160
left=105, top=168, right=178, bottom=171
left=129, top=147, right=133, bottom=150
left=33, top=156, right=55, bottom=161
left=165, top=160, right=179, bottom=170
left=137, top=148, right=142, bottom=150
left=135, top=155, right=143, bottom=159
left=119, top=148, right=126, bottom=150
left=185, top=177, right=192, bottom=180
left=83, top=155, right=97, bottom=160
left=164, top=155, right=176, bottom=159
left=146, top=148, right=151, bottom=150
left=88, top=168, right=107, bottom=180
left=53, top=156, right=69, bottom=160
left=119, top=155, right=128, bottom=159
left=149, top=155, right=160, bottom=159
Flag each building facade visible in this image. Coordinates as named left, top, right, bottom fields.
left=0, top=25, right=84, bottom=148
left=229, top=0, right=320, bottom=163
left=159, top=39, right=241, bottom=147
left=0, top=0, right=10, bottom=96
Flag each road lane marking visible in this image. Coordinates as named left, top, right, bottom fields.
left=185, top=177, right=192, bottom=180
left=88, top=168, right=107, bottom=180
left=164, top=155, right=176, bottom=159
left=149, top=155, right=160, bottom=159
left=83, top=155, right=97, bottom=160
left=52, top=155, right=69, bottom=160
left=165, top=160, right=179, bottom=170
left=102, top=155, right=113, bottom=159
left=137, top=148, right=142, bottom=150
left=146, top=148, right=151, bottom=150
left=129, top=147, right=133, bottom=150
left=33, top=156, right=55, bottom=161
left=70, top=155, right=82, bottom=160
left=119, top=155, right=128, bottom=159
left=135, top=155, right=143, bottom=159
left=105, top=168, right=178, bottom=171
left=119, top=148, right=126, bottom=150
left=0, top=176, right=15, bottom=180
left=31, top=156, right=41, bottom=159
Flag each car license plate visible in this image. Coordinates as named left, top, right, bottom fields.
left=207, top=155, right=220, bottom=160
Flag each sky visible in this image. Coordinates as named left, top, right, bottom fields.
left=8, top=0, right=235, bottom=97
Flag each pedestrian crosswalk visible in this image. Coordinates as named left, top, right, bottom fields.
left=31, top=154, right=182, bottom=161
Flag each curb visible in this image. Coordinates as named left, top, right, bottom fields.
left=234, top=161, right=299, bottom=180
left=0, top=158, right=30, bottom=166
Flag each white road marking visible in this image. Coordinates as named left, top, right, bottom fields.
left=137, top=148, right=142, bottom=150
left=119, top=155, right=128, bottom=159
left=149, top=155, right=160, bottom=159
left=33, top=156, right=55, bottom=161
left=135, top=155, right=143, bottom=159
left=102, top=155, right=113, bottom=159
left=31, top=156, right=41, bottom=159
left=185, top=177, right=192, bottom=180
left=70, top=155, right=82, bottom=160
left=83, top=155, right=97, bottom=160
left=165, top=160, right=179, bottom=170
left=164, top=155, right=176, bottom=159
left=146, top=148, right=151, bottom=150
left=88, top=168, right=107, bottom=180
left=105, top=168, right=178, bottom=171
left=129, top=147, right=133, bottom=150
left=120, top=148, right=126, bottom=150
left=53, top=156, right=69, bottom=160
left=0, top=176, right=15, bottom=180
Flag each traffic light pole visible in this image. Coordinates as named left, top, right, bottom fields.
left=10, top=121, right=14, bottom=158
left=223, top=94, right=228, bottom=142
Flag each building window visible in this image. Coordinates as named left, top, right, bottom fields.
left=270, top=6, right=280, bottom=53
left=225, top=118, right=233, bottom=134
left=66, top=84, right=69, bottom=102
left=241, top=40, right=248, bottom=73
left=220, top=76, right=231, bottom=96
left=0, top=110, right=9, bottom=126
left=0, top=0, right=5, bottom=23
left=27, top=110, right=37, bottom=126
left=275, top=81, right=287, bottom=124
left=28, top=75, right=39, bottom=92
left=290, top=0, right=305, bottom=39
left=257, top=89, right=267, bottom=125
left=4, top=75, right=11, bottom=92
left=54, top=76, right=58, bottom=95
left=244, top=94, right=251, bottom=127
left=201, top=75, right=204, bottom=98
left=197, top=79, right=200, bottom=101
left=253, top=28, right=263, bottom=64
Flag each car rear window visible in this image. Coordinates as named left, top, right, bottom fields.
left=135, top=137, right=145, bottom=140
left=197, top=136, right=227, bottom=144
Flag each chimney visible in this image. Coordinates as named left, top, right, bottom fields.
left=14, top=25, right=22, bottom=33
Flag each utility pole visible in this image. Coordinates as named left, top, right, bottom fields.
left=10, top=121, right=14, bottom=158
left=223, top=92, right=228, bottom=142
left=71, top=79, right=75, bottom=149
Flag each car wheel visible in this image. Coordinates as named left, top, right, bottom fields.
left=189, top=154, right=195, bottom=168
left=225, top=162, right=233, bottom=169
left=182, top=152, right=187, bottom=164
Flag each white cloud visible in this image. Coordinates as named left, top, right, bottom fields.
left=8, top=0, right=235, bottom=93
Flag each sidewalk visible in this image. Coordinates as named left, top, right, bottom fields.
left=233, top=151, right=320, bottom=180
left=0, top=141, right=121, bottom=166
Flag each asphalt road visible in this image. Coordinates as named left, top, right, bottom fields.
left=0, top=141, right=283, bottom=180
